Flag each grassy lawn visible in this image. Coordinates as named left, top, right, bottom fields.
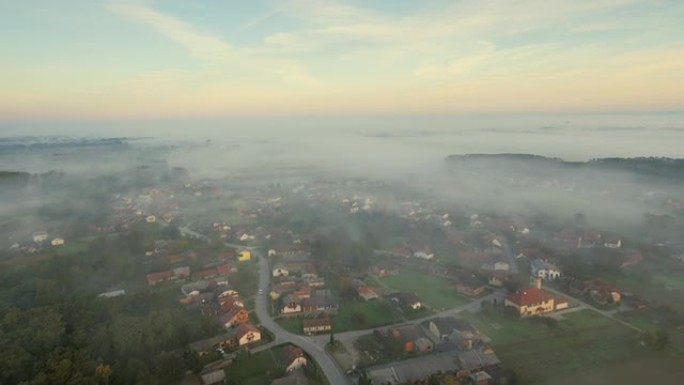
left=276, top=317, right=302, bottom=334
left=333, top=300, right=402, bottom=333
left=380, top=268, right=469, bottom=310
left=463, top=309, right=669, bottom=384
left=224, top=344, right=328, bottom=385
left=402, top=306, right=435, bottom=321
left=224, top=349, right=279, bottom=384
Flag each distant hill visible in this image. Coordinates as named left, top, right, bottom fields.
left=0, top=136, right=129, bottom=153
left=445, top=154, right=684, bottom=180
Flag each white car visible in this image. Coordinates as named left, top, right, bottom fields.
left=258, top=289, right=264, bottom=295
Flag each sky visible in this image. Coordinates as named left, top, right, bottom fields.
left=1, top=0, right=683, bottom=121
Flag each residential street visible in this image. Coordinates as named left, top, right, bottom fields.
left=252, top=248, right=354, bottom=385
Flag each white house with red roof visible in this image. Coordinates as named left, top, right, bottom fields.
left=505, top=279, right=568, bottom=317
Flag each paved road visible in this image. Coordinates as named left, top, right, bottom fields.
left=179, top=225, right=211, bottom=242
left=312, top=292, right=500, bottom=346
left=500, top=237, right=519, bottom=274
left=543, top=286, right=642, bottom=332
left=184, top=226, right=499, bottom=384
left=253, top=250, right=353, bottom=385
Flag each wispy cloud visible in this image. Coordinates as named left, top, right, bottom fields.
left=106, top=1, right=234, bottom=64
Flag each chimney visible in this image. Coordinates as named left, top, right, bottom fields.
left=534, top=277, right=542, bottom=290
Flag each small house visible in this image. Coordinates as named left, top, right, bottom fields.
left=302, top=317, right=332, bottom=335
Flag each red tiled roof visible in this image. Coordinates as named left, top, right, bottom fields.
left=303, top=317, right=331, bottom=328
left=146, top=270, right=174, bottom=284
left=507, top=288, right=555, bottom=307
left=234, top=323, right=259, bottom=340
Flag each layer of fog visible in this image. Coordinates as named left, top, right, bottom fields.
left=1, top=112, right=683, bottom=234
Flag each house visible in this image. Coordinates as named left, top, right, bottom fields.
left=604, top=237, right=622, bottom=249
left=98, top=289, right=126, bottom=299
left=488, top=271, right=510, bottom=287
left=189, top=333, right=237, bottom=356
left=302, top=317, right=332, bottom=335
left=215, top=263, right=236, bottom=276
left=200, top=369, right=226, bottom=385
left=192, top=268, right=219, bottom=281
left=146, top=270, right=175, bottom=286
left=238, top=250, right=251, bottom=262
left=530, top=259, right=561, bottom=280
left=429, top=317, right=481, bottom=349
left=365, top=348, right=499, bottom=385
left=388, top=292, right=422, bottom=310
left=414, top=337, right=434, bottom=354
left=301, top=295, right=339, bottom=314
left=578, top=231, right=602, bottom=248
left=51, top=238, right=65, bottom=246
left=234, top=323, right=261, bottom=346
left=219, top=308, right=249, bottom=328
left=413, top=250, right=435, bottom=260
left=32, top=231, right=48, bottom=243
left=281, top=345, right=307, bottom=372
left=273, top=264, right=289, bottom=277
left=220, top=298, right=244, bottom=312
left=370, top=263, right=399, bottom=277
left=391, top=325, right=433, bottom=353
left=239, top=233, right=255, bottom=242
left=219, top=250, right=237, bottom=261
left=505, top=279, right=566, bottom=317
left=468, top=371, right=492, bottom=385
left=493, top=261, right=510, bottom=271
left=357, top=285, right=379, bottom=301
left=456, top=275, right=487, bottom=297
left=280, top=294, right=303, bottom=315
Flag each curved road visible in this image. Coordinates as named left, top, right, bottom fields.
left=253, top=250, right=353, bottom=385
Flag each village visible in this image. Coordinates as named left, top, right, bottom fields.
left=2, top=172, right=684, bottom=385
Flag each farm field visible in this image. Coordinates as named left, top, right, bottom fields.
left=380, top=268, right=470, bottom=310
left=463, top=309, right=677, bottom=384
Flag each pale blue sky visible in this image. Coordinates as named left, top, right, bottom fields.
left=1, top=0, right=683, bottom=120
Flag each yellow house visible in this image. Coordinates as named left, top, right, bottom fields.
left=238, top=250, right=251, bottom=262
left=505, top=279, right=557, bottom=317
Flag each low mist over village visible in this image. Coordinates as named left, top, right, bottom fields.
left=3, top=0, right=684, bottom=383
left=1, top=136, right=683, bottom=385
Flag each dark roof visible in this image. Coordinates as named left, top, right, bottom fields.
left=234, top=323, right=259, bottom=340
left=281, top=345, right=305, bottom=366
left=189, top=333, right=235, bottom=353
left=393, top=324, right=424, bottom=343
left=430, top=317, right=476, bottom=336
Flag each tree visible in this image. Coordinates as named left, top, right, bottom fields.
left=351, top=310, right=366, bottom=327
left=641, top=329, right=669, bottom=350
left=329, top=333, right=336, bottom=346
left=358, top=372, right=372, bottom=385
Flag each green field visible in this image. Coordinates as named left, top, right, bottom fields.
left=463, top=309, right=672, bottom=384
left=276, top=317, right=302, bottom=334
left=224, top=348, right=280, bottom=385
left=223, top=344, right=327, bottom=385
left=380, top=268, right=469, bottom=310
left=333, top=300, right=402, bottom=332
